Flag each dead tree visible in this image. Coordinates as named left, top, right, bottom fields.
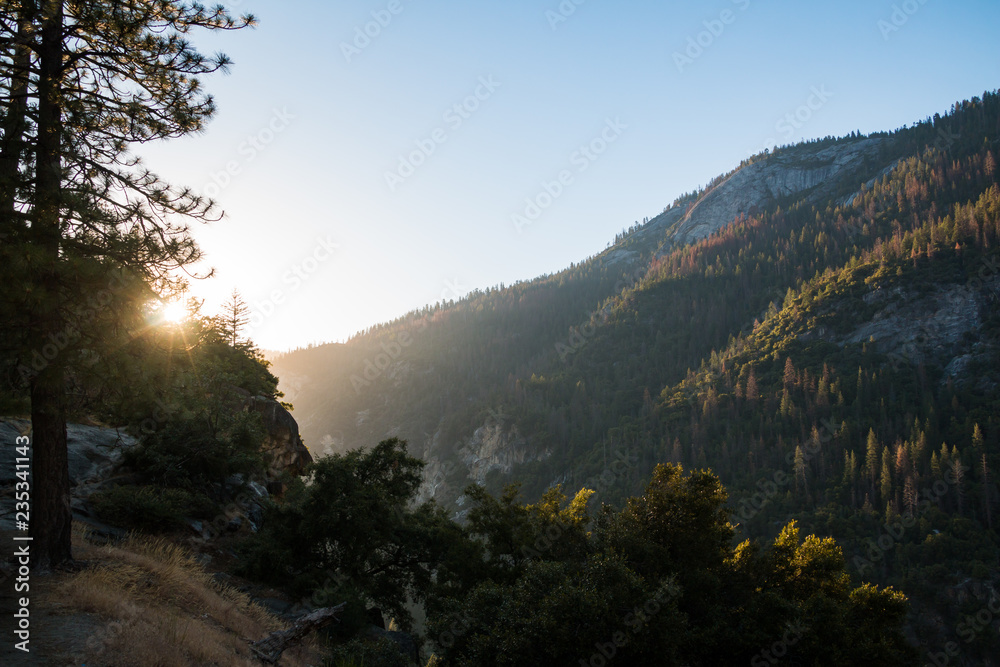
left=250, top=604, right=345, bottom=664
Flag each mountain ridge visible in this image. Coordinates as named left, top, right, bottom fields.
left=272, top=90, right=1000, bottom=657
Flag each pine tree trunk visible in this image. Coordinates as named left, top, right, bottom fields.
left=28, top=0, right=71, bottom=570
left=984, top=454, right=992, bottom=531
left=29, top=366, right=71, bottom=569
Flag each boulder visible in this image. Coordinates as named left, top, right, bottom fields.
left=1, top=418, right=138, bottom=533
left=67, top=424, right=137, bottom=486
left=0, top=418, right=136, bottom=488
left=243, top=397, right=313, bottom=478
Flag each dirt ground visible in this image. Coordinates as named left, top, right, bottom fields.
left=0, top=532, right=109, bottom=666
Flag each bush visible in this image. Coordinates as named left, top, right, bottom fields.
left=325, top=636, right=410, bottom=667
left=124, top=411, right=266, bottom=490
left=91, top=484, right=217, bottom=532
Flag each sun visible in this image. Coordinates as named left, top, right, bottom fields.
left=160, top=300, right=187, bottom=324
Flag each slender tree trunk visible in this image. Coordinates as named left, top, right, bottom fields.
left=28, top=0, right=71, bottom=570
left=984, top=454, right=993, bottom=531
left=29, top=366, right=70, bottom=568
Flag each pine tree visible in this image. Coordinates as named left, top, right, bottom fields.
left=0, top=1, right=254, bottom=568
left=894, top=441, right=911, bottom=477
left=783, top=357, right=796, bottom=388
left=972, top=423, right=985, bottom=459
left=864, top=429, right=881, bottom=498
left=982, top=454, right=992, bottom=530
left=951, top=446, right=965, bottom=515
left=844, top=450, right=858, bottom=508
left=880, top=448, right=893, bottom=508
left=794, top=445, right=808, bottom=495
left=779, top=388, right=793, bottom=418
left=903, top=476, right=917, bottom=518
left=219, top=289, right=251, bottom=347
left=931, top=451, right=942, bottom=480
left=745, top=370, right=758, bottom=403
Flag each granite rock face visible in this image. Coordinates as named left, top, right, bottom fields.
left=0, top=419, right=138, bottom=532
left=461, top=422, right=540, bottom=485
left=243, top=396, right=313, bottom=478
left=635, top=138, right=888, bottom=250
left=416, top=416, right=552, bottom=509
left=0, top=419, right=136, bottom=488
left=672, top=139, right=886, bottom=245
left=798, top=269, right=1000, bottom=392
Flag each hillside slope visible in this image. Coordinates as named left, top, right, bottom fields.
left=272, top=90, right=1000, bottom=657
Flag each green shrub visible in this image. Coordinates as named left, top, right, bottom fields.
left=325, top=636, right=410, bottom=667
left=124, top=411, right=265, bottom=489
left=90, top=484, right=217, bottom=532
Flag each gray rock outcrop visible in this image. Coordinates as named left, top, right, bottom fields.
left=667, top=138, right=887, bottom=246
left=243, top=396, right=313, bottom=478
left=0, top=419, right=137, bottom=532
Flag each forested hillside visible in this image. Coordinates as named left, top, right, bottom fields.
left=272, top=91, right=1000, bottom=659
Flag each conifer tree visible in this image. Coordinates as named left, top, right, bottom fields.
left=0, top=0, right=254, bottom=568
left=219, top=289, right=251, bottom=347
left=864, top=428, right=881, bottom=499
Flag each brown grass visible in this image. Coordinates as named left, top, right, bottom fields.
left=41, top=525, right=320, bottom=666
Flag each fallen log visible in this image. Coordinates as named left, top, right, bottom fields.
left=250, top=603, right=346, bottom=664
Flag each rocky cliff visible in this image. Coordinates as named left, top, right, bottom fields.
left=811, top=268, right=1000, bottom=391
left=243, top=396, right=314, bottom=478
left=644, top=137, right=888, bottom=248
left=416, top=418, right=551, bottom=509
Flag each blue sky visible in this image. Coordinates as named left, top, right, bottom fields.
left=140, top=0, right=1000, bottom=351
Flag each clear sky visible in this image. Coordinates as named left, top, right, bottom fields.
left=140, top=0, right=1000, bottom=351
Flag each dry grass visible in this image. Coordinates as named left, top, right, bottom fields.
left=41, top=525, right=321, bottom=666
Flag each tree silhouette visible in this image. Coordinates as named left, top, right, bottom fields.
left=219, top=289, right=251, bottom=347
left=0, top=1, right=254, bottom=568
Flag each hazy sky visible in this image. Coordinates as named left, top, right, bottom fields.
left=140, top=0, right=1000, bottom=351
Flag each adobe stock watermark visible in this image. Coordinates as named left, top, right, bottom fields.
left=545, top=0, right=588, bottom=31
left=384, top=76, right=501, bottom=192
left=751, top=621, right=807, bottom=666
left=340, top=0, right=414, bottom=63
left=559, top=265, right=647, bottom=361
left=577, top=448, right=640, bottom=504
left=966, top=251, right=1000, bottom=294
left=672, top=0, right=751, bottom=74
left=203, top=108, right=295, bottom=199
left=518, top=448, right=639, bottom=562
left=433, top=610, right=474, bottom=651
left=68, top=607, right=139, bottom=666
left=15, top=265, right=169, bottom=384
left=887, top=251, right=997, bottom=371
left=579, top=579, right=678, bottom=667
left=556, top=319, right=600, bottom=362
left=421, top=406, right=511, bottom=502
left=852, top=461, right=965, bottom=575
left=247, top=236, right=339, bottom=332
left=735, top=417, right=839, bottom=522
left=749, top=86, right=834, bottom=157
left=440, top=277, right=470, bottom=303
left=349, top=277, right=464, bottom=393
left=925, top=589, right=1000, bottom=666
left=349, top=331, right=415, bottom=394
left=681, top=286, right=784, bottom=407
left=554, top=271, right=633, bottom=362
left=512, top=117, right=627, bottom=233
left=878, top=0, right=931, bottom=41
